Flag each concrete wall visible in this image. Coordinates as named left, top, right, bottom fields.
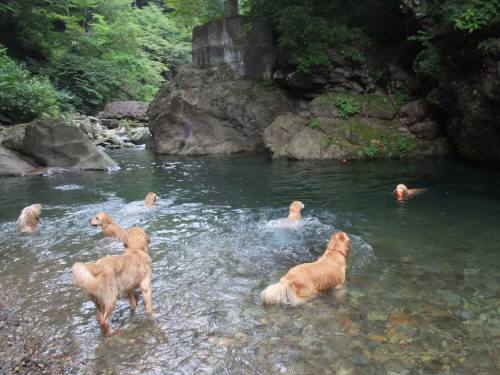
left=192, top=16, right=276, bottom=80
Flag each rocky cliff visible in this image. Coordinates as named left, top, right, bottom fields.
left=148, top=66, right=291, bottom=155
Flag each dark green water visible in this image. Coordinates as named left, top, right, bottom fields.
left=0, top=150, right=499, bottom=374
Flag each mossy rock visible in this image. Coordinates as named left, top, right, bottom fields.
left=312, top=93, right=398, bottom=120
left=264, top=113, right=450, bottom=160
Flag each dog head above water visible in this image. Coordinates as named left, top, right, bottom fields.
left=89, top=212, right=113, bottom=228
left=144, top=192, right=158, bottom=207
left=326, top=231, right=351, bottom=258
left=393, top=184, right=409, bottom=201
left=288, top=201, right=305, bottom=220
left=124, top=226, right=150, bottom=251
left=17, top=203, right=43, bottom=233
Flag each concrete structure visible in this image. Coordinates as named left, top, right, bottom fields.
left=192, top=4, right=276, bottom=80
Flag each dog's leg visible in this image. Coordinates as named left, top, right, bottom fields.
left=129, top=291, right=138, bottom=312
left=99, top=302, right=116, bottom=336
left=140, top=277, right=153, bottom=318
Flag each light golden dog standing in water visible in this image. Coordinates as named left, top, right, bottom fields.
left=393, top=184, right=426, bottom=201
left=72, top=226, right=153, bottom=336
left=17, top=204, right=42, bottom=233
left=261, top=232, right=351, bottom=305
left=144, top=192, right=158, bottom=207
left=90, top=212, right=126, bottom=241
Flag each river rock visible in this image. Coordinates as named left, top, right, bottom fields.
left=97, top=101, right=149, bottom=122
left=0, top=136, right=39, bottom=176
left=148, top=65, right=291, bottom=155
left=2, top=118, right=118, bottom=171
left=129, top=127, right=151, bottom=145
left=400, top=99, right=441, bottom=140
left=264, top=93, right=451, bottom=160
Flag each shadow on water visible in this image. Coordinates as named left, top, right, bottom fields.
left=0, top=149, right=499, bottom=374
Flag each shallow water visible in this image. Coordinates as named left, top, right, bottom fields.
left=1, top=150, right=499, bottom=374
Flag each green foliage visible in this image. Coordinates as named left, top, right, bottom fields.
left=363, top=145, right=378, bottom=158
left=442, top=0, right=500, bottom=33
left=322, top=95, right=361, bottom=119
left=0, top=46, right=63, bottom=122
left=308, top=117, right=320, bottom=129
left=0, top=0, right=191, bottom=115
left=245, top=0, right=371, bottom=72
left=168, top=0, right=223, bottom=27
left=397, top=137, right=409, bottom=153
left=408, top=31, right=432, bottom=49
left=413, top=47, right=442, bottom=81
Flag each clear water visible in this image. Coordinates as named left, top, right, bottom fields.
left=0, top=150, right=499, bottom=374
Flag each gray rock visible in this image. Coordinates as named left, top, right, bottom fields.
left=129, top=127, right=151, bottom=145
left=400, top=99, right=442, bottom=141
left=97, top=101, right=149, bottom=121
left=0, top=140, right=40, bottom=176
left=2, top=118, right=118, bottom=171
left=148, top=66, right=291, bottom=155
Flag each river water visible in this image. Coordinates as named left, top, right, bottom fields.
left=0, top=150, right=499, bottom=374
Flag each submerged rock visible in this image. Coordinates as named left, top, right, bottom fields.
left=1, top=118, right=118, bottom=173
left=148, top=66, right=291, bottom=155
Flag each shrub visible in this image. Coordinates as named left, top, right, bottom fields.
left=330, top=95, right=361, bottom=118
left=0, top=46, right=62, bottom=123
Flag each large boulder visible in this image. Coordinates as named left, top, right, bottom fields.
left=2, top=118, right=119, bottom=171
left=264, top=93, right=451, bottom=160
left=97, top=101, right=149, bottom=122
left=0, top=131, right=39, bottom=176
left=148, top=66, right=291, bottom=155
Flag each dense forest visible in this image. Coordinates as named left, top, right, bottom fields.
left=1, top=0, right=499, bottom=126
left=0, top=0, right=223, bottom=122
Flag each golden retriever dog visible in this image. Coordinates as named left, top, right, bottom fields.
left=17, top=204, right=42, bottom=233
left=261, top=231, right=351, bottom=306
left=72, top=226, right=153, bottom=336
left=144, top=192, right=158, bottom=207
left=393, top=184, right=426, bottom=201
left=90, top=212, right=126, bottom=241
left=287, top=200, right=305, bottom=221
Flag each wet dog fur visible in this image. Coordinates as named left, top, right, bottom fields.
left=393, top=184, right=426, bottom=201
left=17, top=204, right=42, bottom=233
left=72, top=226, right=153, bottom=336
left=261, top=232, right=351, bottom=306
left=90, top=212, right=126, bottom=242
left=144, top=192, right=158, bottom=207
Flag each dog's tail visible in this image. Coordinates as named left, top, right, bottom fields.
left=72, top=262, right=99, bottom=293
left=260, top=279, right=293, bottom=305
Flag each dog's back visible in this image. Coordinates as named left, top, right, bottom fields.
left=72, top=250, right=151, bottom=299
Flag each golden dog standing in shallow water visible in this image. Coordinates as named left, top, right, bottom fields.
left=261, top=232, right=351, bottom=305
left=393, top=184, right=426, bottom=201
left=144, top=192, right=158, bottom=207
left=17, top=204, right=42, bottom=233
left=72, top=226, right=153, bottom=336
left=90, top=212, right=126, bottom=241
